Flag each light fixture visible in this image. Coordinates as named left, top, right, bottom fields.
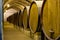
left=7, top=4, right=10, bottom=7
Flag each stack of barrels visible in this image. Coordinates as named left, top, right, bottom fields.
left=7, top=10, right=23, bottom=27
left=7, top=0, right=60, bottom=40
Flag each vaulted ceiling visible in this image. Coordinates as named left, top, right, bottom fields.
left=3, top=0, right=32, bottom=12
left=3, top=0, right=42, bottom=12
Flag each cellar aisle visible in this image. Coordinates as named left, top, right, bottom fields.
left=3, top=22, right=32, bottom=40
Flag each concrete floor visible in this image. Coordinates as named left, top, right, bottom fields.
left=3, top=22, right=32, bottom=40
left=3, top=21, right=60, bottom=40
left=3, top=29, right=32, bottom=40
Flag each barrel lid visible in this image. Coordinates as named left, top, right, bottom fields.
left=42, top=0, right=60, bottom=39
left=23, top=7, right=28, bottom=29
left=23, top=6, right=30, bottom=29
left=29, top=1, right=39, bottom=33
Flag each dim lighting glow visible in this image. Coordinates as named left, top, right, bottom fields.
left=7, top=4, right=10, bottom=7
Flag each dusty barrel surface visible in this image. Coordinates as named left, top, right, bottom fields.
left=29, top=1, right=43, bottom=33
left=23, top=6, right=30, bottom=29
left=42, top=0, right=60, bottom=40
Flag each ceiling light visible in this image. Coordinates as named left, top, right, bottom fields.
left=7, top=4, right=10, bottom=7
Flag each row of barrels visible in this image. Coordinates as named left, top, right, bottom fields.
left=7, top=0, right=60, bottom=40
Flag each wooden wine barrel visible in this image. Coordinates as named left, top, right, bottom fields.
left=17, top=6, right=25, bottom=27
left=42, top=0, right=60, bottom=39
left=29, top=1, right=43, bottom=33
left=18, top=10, right=23, bottom=27
left=23, top=6, right=30, bottom=29
left=13, top=12, right=19, bottom=26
